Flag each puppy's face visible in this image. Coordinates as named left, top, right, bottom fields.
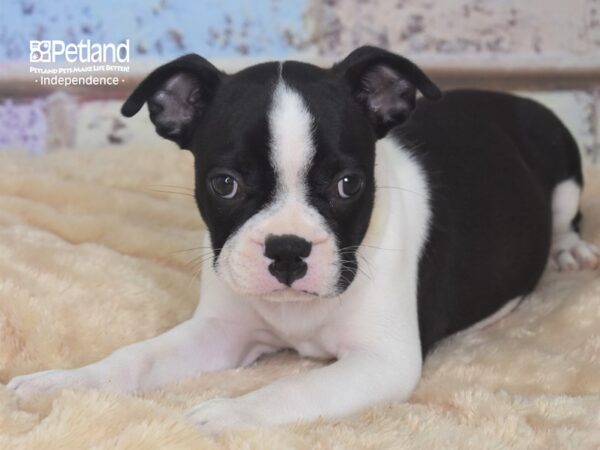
left=192, top=63, right=378, bottom=300
left=122, top=47, right=440, bottom=301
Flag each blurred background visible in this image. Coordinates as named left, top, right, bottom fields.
left=1, top=0, right=599, bottom=163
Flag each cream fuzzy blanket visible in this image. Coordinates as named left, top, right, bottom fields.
left=1, top=146, right=599, bottom=449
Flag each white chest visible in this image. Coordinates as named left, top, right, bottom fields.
left=249, top=296, right=343, bottom=359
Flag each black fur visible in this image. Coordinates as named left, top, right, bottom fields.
left=396, top=90, right=583, bottom=354
left=191, top=63, right=280, bottom=258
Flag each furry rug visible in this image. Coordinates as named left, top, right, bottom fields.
left=1, top=146, right=599, bottom=449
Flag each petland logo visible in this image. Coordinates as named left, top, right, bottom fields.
left=29, top=40, right=130, bottom=87
left=30, top=40, right=130, bottom=63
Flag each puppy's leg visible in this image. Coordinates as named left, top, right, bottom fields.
left=186, top=303, right=422, bottom=435
left=186, top=348, right=421, bottom=434
left=549, top=179, right=599, bottom=271
left=7, top=313, right=261, bottom=400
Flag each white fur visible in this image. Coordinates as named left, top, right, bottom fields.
left=7, top=135, right=431, bottom=434
left=269, top=80, right=314, bottom=199
left=549, top=179, right=599, bottom=271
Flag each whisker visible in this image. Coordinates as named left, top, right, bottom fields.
left=339, top=244, right=402, bottom=253
left=355, top=250, right=374, bottom=279
left=184, top=251, right=217, bottom=270
left=376, top=185, right=425, bottom=198
left=170, top=246, right=215, bottom=255
left=339, top=259, right=372, bottom=281
left=186, top=252, right=216, bottom=265
left=144, top=188, right=195, bottom=197
left=338, top=247, right=375, bottom=280
left=179, top=267, right=203, bottom=299
left=186, top=259, right=215, bottom=277
left=360, top=244, right=403, bottom=252
left=146, top=184, right=194, bottom=191
left=338, top=273, right=355, bottom=288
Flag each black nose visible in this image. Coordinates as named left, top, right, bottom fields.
left=264, top=234, right=312, bottom=286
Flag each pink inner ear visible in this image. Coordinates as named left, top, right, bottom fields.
left=359, top=65, right=414, bottom=122
left=149, top=73, right=201, bottom=138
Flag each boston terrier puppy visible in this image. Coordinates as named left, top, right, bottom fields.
left=8, top=46, right=598, bottom=434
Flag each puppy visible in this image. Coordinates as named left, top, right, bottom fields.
left=8, top=46, right=598, bottom=433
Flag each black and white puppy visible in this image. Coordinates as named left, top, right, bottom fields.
left=8, top=46, right=599, bottom=433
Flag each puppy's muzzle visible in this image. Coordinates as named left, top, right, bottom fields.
left=264, top=234, right=312, bottom=286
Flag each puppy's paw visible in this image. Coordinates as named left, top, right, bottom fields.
left=7, top=368, right=95, bottom=401
left=185, top=397, right=265, bottom=435
left=550, top=232, right=599, bottom=272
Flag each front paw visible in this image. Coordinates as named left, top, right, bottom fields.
left=7, top=368, right=95, bottom=401
left=185, top=398, right=266, bottom=435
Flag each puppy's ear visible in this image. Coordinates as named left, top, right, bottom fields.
left=333, top=46, right=441, bottom=138
left=121, top=54, right=223, bottom=150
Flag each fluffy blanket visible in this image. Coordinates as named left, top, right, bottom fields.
left=0, top=146, right=599, bottom=449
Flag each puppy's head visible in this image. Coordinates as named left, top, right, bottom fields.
left=122, top=46, right=440, bottom=301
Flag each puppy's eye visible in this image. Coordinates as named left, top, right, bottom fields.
left=337, top=174, right=363, bottom=198
left=211, top=174, right=238, bottom=199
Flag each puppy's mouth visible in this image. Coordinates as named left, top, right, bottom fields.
left=282, top=287, right=320, bottom=297
left=260, top=287, right=322, bottom=302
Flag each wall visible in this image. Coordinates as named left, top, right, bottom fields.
left=1, top=0, right=599, bottom=162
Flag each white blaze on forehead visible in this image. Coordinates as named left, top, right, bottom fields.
left=268, top=80, right=315, bottom=198
left=215, top=77, right=341, bottom=298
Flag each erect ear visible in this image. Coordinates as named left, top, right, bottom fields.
left=121, top=54, right=224, bottom=150
left=332, top=46, right=441, bottom=138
